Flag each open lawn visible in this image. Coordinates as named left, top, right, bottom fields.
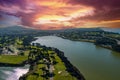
left=0, top=55, right=28, bottom=64
left=26, top=60, right=45, bottom=80
left=53, top=53, right=77, bottom=80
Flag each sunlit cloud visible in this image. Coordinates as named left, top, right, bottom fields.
left=0, top=0, right=120, bottom=30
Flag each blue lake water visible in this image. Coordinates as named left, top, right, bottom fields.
left=32, top=36, right=120, bottom=80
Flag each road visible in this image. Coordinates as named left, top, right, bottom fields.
left=49, top=64, right=54, bottom=80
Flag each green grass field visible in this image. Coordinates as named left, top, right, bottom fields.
left=26, top=60, right=45, bottom=80
left=53, top=53, right=77, bottom=80
left=0, top=55, right=28, bottom=64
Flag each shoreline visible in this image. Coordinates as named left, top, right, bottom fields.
left=1, top=35, right=119, bottom=80
left=53, top=47, right=85, bottom=80
left=59, top=36, right=120, bottom=53
left=0, top=36, right=86, bottom=80
left=19, top=43, right=85, bottom=80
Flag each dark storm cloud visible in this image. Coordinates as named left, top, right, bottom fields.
left=69, top=0, right=120, bottom=21
left=0, top=0, right=26, bottom=8
left=69, top=0, right=120, bottom=8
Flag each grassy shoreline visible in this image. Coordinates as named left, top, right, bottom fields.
left=0, top=35, right=85, bottom=80
left=59, top=36, right=120, bottom=53
left=19, top=44, right=85, bottom=80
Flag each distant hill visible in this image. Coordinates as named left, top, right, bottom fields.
left=57, top=28, right=103, bottom=32
left=0, top=26, right=39, bottom=35
left=0, top=26, right=34, bottom=31
left=0, top=26, right=58, bottom=35
left=101, top=28, right=120, bottom=34
left=0, top=26, right=105, bottom=35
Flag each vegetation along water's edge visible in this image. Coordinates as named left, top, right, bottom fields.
left=57, top=31, right=120, bottom=53
left=1, top=27, right=120, bottom=79
left=19, top=43, right=85, bottom=80
left=0, top=35, right=85, bottom=80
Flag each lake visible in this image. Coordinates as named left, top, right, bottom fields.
left=32, top=36, right=120, bottom=80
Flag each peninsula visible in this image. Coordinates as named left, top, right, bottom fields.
left=0, top=34, right=85, bottom=80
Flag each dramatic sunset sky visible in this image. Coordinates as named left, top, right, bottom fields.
left=0, top=0, right=120, bottom=30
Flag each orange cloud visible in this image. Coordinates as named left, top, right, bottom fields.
left=0, top=0, right=120, bottom=29
left=29, top=0, right=95, bottom=29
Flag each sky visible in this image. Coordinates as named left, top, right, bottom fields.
left=0, top=0, right=120, bottom=30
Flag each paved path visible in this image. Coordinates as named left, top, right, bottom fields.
left=49, top=64, right=54, bottom=80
